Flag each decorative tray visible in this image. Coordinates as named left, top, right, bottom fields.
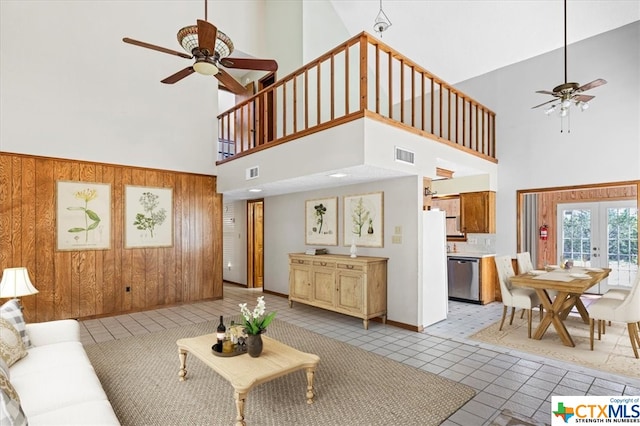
left=211, top=343, right=247, bottom=357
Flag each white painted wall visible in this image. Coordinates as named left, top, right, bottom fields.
left=0, top=0, right=279, bottom=174
left=454, top=22, right=640, bottom=258
left=264, top=175, right=424, bottom=326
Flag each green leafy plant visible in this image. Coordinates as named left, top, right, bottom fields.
left=239, top=296, right=277, bottom=335
left=67, top=188, right=101, bottom=242
left=133, top=192, right=167, bottom=238
left=351, top=197, right=370, bottom=237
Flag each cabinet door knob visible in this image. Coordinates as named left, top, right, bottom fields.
left=298, top=260, right=304, bottom=264
left=321, top=262, right=326, bottom=266
left=346, top=265, right=354, bottom=269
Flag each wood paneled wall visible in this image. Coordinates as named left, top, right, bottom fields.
left=534, top=184, right=637, bottom=267
left=0, top=152, right=223, bottom=323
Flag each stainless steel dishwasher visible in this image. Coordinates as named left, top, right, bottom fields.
left=447, top=257, right=480, bottom=303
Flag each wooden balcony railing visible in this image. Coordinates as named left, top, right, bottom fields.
left=217, top=32, right=496, bottom=164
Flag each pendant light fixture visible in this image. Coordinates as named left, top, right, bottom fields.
left=373, top=0, right=392, bottom=37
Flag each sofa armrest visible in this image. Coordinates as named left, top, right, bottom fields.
left=26, top=319, right=80, bottom=346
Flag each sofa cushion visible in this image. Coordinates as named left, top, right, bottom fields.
left=0, top=319, right=27, bottom=367
left=0, top=362, right=27, bottom=426
left=0, top=300, right=30, bottom=348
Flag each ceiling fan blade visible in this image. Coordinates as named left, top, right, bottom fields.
left=161, top=67, right=195, bottom=84
left=197, top=19, right=217, bottom=57
left=577, top=78, right=607, bottom=92
left=535, top=90, right=558, bottom=96
left=123, top=37, right=192, bottom=59
left=531, top=99, right=557, bottom=109
left=574, top=94, right=595, bottom=103
left=215, top=69, right=248, bottom=94
left=219, top=57, right=278, bottom=72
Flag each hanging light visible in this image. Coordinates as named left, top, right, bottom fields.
left=578, top=101, right=589, bottom=111
left=373, top=0, right=392, bottom=36
left=544, top=104, right=557, bottom=115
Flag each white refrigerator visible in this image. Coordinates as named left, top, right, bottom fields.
left=421, top=210, right=448, bottom=328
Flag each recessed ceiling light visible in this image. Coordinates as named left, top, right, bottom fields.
left=248, top=188, right=262, bottom=193
left=329, top=173, right=348, bottom=178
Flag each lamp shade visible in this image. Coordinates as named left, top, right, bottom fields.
left=0, top=267, right=39, bottom=298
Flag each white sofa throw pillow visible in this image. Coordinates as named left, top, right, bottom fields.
left=0, top=319, right=27, bottom=367
left=0, top=300, right=31, bottom=348
left=0, top=360, right=27, bottom=426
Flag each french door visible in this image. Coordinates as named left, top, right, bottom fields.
left=557, top=201, right=638, bottom=294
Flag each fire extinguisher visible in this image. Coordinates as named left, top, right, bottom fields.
left=539, top=224, right=548, bottom=240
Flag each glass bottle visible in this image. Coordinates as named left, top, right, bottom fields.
left=216, top=315, right=225, bottom=352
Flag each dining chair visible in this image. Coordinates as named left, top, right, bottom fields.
left=588, top=273, right=640, bottom=359
left=516, top=251, right=556, bottom=314
left=516, top=252, right=534, bottom=274
left=600, top=281, right=640, bottom=329
left=495, top=255, right=541, bottom=338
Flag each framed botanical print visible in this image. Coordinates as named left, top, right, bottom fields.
left=305, top=197, right=338, bottom=246
left=125, top=185, right=173, bottom=248
left=56, top=180, right=111, bottom=251
left=343, top=191, right=384, bottom=247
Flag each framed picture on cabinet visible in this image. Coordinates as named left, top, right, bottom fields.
left=305, top=197, right=338, bottom=246
left=343, top=191, right=383, bottom=247
left=125, top=185, right=173, bottom=248
left=56, top=180, right=111, bottom=251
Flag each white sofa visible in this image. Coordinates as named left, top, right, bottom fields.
left=9, top=319, right=119, bottom=425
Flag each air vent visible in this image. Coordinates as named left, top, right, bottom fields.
left=246, top=166, right=259, bottom=180
left=395, top=147, right=415, bottom=165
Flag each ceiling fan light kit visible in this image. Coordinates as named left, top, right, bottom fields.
left=531, top=0, right=607, bottom=133
left=122, top=0, right=277, bottom=94
left=193, top=58, right=219, bottom=76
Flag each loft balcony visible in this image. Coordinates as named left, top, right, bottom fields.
left=215, top=32, right=497, bottom=199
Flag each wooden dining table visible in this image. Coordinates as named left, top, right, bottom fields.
left=509, top=267, right=611, bottom=347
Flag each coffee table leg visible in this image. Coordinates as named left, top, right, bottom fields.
left=305, top=367, right=316, bottom=404
left=178, top=348, right=188, bottom=381
left=234, top=391, right=247, bottom=426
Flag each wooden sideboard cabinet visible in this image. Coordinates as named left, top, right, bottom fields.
left=288, top=253, right=388, bottom=329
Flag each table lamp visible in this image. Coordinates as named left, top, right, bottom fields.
left=0, top=267, right=39, bottom=309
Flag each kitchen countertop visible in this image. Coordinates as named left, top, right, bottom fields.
left=447, top=252, right=495, bottom=258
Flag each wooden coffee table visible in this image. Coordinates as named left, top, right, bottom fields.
left=177, top=333, right=320, bottom=426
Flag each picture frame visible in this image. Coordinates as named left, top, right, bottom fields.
left=125, top=185, right=173, bottom=248
left=56, top=180, right=111, bottom=251
left=305, top=197, right=338, bottom=246
left=343, top=192, right=384, bottom=247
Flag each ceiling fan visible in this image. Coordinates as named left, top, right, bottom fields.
left=531, top=0, right=607, bottom=120
left=122, top=0, right=277, bottom=94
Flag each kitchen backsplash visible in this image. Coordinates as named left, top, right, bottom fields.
left=448, top=234, right=496, bottom=254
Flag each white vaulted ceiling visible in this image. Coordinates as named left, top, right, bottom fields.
left=329, top=0, right=639, bottom=85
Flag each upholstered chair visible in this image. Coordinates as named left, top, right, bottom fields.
left=495, top=255, right=541, bottom=338
left=516, top=252, right=534, bottom=274
left=588, top=273, right=640, bottom=359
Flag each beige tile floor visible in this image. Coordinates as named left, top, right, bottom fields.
left=80, top=283, right=640, bottom=425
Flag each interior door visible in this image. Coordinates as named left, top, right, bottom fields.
left=557, top=201, right=638, bottom=294
left=247, top=199, right=264, bottom=288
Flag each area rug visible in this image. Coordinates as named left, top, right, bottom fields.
left=470, top=313, right=639, bottom=379
left=84, top=319, right=475, bottom=425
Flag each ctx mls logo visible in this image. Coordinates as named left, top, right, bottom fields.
left=553, top=401, right=575, bottom=423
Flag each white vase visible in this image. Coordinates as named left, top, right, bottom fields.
left=350, top=238, right=357, bottom=258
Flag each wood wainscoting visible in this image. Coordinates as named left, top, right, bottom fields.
left=0, top=152, right=223, bottom=323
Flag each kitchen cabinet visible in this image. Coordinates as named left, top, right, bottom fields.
left=460, top=191, right=496, bottom=234
left=288, top=253, right=388, bottom=329
left=479, top=256, right=497, bottom=303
